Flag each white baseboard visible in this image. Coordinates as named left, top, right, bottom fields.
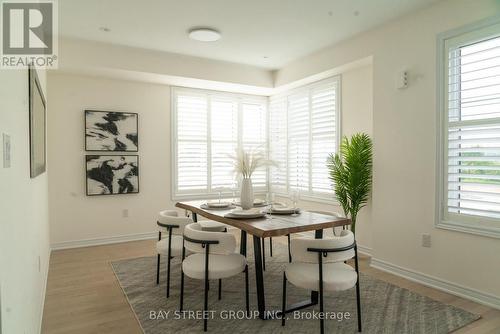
left=371, top=258, right=500, bottom=310
left=357, top=244, right=372, bottom=256
left=50, top=232, right=158, bottom=250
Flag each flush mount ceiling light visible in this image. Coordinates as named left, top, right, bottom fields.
left=188, top=28, right=221, bottom=42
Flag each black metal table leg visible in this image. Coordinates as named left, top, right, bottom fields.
left=253, top=235, right=266, bottom=319
left=262, top=238, right=266, bottom=271
left=269, top=237, right=273, bottom=257
left=240, top=230, right=247, bottom=256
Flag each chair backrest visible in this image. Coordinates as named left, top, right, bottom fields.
left=157, top=210, right=192, bottom=235
left=183, top=223, right=236, bottom=255
left=290, top=230, right=355, bottom=263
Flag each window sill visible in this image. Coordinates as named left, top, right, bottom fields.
left=172, top=190, right=269, bottom=202
left=273, top=191, right=340, bottom=206
left=436, top=220, right=500, bottom=239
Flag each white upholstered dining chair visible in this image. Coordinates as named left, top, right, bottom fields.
left=281, top=230, right=362, bottom=334
left=156, top=210, right=227, bottom=298
left=180, top=223, right=249, bottom=332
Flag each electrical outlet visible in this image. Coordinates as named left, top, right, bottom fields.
left=396, top=70, right=408, bottom=89
left=422, top=233, right=431, bottom=248
left=122, top=209, right=129, bottom=218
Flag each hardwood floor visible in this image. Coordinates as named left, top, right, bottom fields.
left=42, top=236, right=500, bottom=334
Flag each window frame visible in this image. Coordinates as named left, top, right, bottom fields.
left=269, top=76, right=341, bottom=203
left=171, top=86, right=268, bottom=200
left=436, top=15, right=500, bottom=238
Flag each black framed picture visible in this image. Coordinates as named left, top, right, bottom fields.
left=86, top=155, right=139, bottom=196
left=85, top=110, right=138, bottom=151
left=29, top=65, right=47, bottom=178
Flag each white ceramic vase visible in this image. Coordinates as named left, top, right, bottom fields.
left=240, top=178, right=254, bottom=210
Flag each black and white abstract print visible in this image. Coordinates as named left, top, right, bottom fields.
left=85, top=111, right=138, bottom=151
left=86, top=155, right=139, bottom=195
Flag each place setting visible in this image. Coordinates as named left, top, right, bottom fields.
left=200, top=188, right=237, bottom=210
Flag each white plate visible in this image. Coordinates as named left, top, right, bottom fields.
left=201, top=204, right=236, bottom=210
left=234, top=199, right=268, bottom=207
left=206, top=201, right=231, bottom=208
left=225, top=209, right=265, bottom=219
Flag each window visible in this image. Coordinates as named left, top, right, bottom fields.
left=172, top=87, right=267, bottom=198
left=269, top=76, right=340, bottom=200
left=437, top=18, right=500, bottom=237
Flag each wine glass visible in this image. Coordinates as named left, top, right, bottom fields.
left=213, top=187, right=223, bottom=203
left=266, top=192, right=275, bottom=219
left=230, top=181, right=239, bottom=204
left=289, top=190, right=300, bottom=215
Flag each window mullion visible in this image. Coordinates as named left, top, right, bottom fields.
left=308, top=88, right=313, bottom=195
left=207, top=94, right=212, bottom=194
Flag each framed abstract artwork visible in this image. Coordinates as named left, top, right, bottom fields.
left=86, top=155, right=139, bottom=196
left=29, top=65, right=47, bottom=178
left=85, top=110, right=138, bottom=151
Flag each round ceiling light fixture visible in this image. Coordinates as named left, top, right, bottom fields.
left=188, top=28, right=221, bottom=42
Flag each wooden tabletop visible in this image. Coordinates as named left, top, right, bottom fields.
left=175, top=200, right=351, bottom=238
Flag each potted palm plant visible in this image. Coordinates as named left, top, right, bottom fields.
left=327, top=133, right=373, bottom=234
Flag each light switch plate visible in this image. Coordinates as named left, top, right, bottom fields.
left=2, top=133, right=11, bottom=168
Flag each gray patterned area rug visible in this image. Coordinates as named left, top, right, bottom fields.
left=111, top=244, right=479, bottom=334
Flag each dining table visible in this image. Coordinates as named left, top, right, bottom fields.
left=175, top=199, right=351, bottom=320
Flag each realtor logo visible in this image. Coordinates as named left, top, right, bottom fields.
left=1, top=0, right=58, bottom=68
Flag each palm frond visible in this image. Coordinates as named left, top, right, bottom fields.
left=327, top=133, right=373, bottom=234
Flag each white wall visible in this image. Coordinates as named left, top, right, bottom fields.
left=48, top=74, right=176, bottom=247
left=0, top=68, right=50, bottom=333
left=295, top=64, right=373, bottom=252
left=276, top=0, right=500, bottom=302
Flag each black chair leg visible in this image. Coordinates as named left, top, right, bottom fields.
left=319, top=255, right=325, bottom=334
left=204, top=246, right=210, bottom=332
left=218, top=279, right=222, bottom=300
left=356, top=279, right=362, bottom=332
left=166, top=250, right=172, bottom=298
left=156, top=254, right=160, bottom=284
left=281, top=272, right=287, bottom=326
left=262, top=239, right=266, bottom=271
left=287, top=234, right=291, bottom=263
left=156, top=230, right=162, bottom=284
left=269, top=237, right=273, bottom=257
left=354, top=245, right=362, bottom=332
left=204, top=277, right=209, bottom=332
left=245, top=265, right=249, bottom=316
left=179, top=270, right=184, bottom=311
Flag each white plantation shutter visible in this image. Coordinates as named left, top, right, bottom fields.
left=211, top=99, right=238, bottom=189
left=173, top=88, right=267, bottom=198
left=176, top=94, right=208, bottom=192
left=269, top=96, right=287, bottom=193
left=288, top=92, right=310, bottom=191
left=311, top=82, right=337, bottom=194
left=439, top=21, right=500, bottom=236
left=242, top=102, right=267, bottom=190
left=269, top=76, right=340, bottom=199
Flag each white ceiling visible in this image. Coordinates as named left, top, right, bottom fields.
left=59, top=0, right=441, bottom=69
